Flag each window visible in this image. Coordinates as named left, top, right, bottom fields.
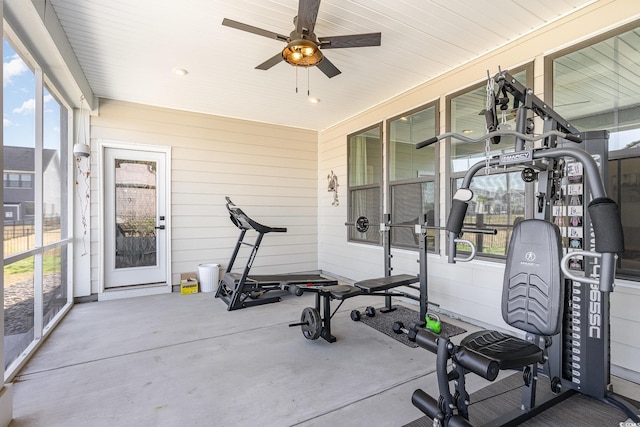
left=388, top=102, right=438, bottom=250
left=548, top=22, right=640, bottom=280
left=3, top=37, right=36, bottom=371
left=347, top=124, right=382, bottom=244
left=43, top=86, right=68, bottom=241
left=3, top=36, right=71, bottom=378
left=3, top=173, right=33, bottom=188
left=447, top=65, right=531, bottom=257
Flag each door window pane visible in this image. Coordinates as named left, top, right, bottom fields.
left=115, top=159, right=158, bottom=268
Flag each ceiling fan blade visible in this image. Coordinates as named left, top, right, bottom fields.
left=318, top=33, right=382, bottom=49
left=222, top=18, right=288, bottom=42
left=256, top=52, right=284, bottom=70
left=317, top=56, right=341, bottom=78
left=297, top=0, right=321, bottom=35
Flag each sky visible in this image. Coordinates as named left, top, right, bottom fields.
left=3, top=38, right=61, bottom=151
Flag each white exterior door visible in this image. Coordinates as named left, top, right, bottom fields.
left=103, top=147, right=168, bottom=288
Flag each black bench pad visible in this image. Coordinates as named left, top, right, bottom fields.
left=326, top=285, right=362, bottom=299
left=354, top=274, right=418, bottom=293
left=288, top=283, right=361, bottom=299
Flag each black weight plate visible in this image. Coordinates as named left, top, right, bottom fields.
left=301, top=307, right=321, bottom=340
left=350, top=310, right=361, bottom=321
left=355, top=216, right=370, bottom=233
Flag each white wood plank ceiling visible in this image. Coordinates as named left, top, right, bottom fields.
left=48, top=0, right=596, bottom=131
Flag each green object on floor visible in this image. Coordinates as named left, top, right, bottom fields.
left=426, top=313, right=441, bottom=334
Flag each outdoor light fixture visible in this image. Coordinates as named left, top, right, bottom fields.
left=282, top=39, right=323, bottom=67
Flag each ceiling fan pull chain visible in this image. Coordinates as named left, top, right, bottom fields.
left=307, top=66, right=310, bottom=97
left=296, top=66, right=299, bottom=93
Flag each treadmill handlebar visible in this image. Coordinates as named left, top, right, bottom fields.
left=226, top=197, right=287, bottom=234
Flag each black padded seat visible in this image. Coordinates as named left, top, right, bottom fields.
left=460, top=330, right=544, bottom=370
left=325, top=285, right=362, bottom=299
left=354, top=274, right=418, bottom=293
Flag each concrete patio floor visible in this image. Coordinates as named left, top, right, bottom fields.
left=8, top=290, right=640, bottom=426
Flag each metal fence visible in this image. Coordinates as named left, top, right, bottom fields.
left=4, top=218, right=61, bottom=257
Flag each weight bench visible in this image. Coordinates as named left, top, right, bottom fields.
left=289, top=273, right=419, bottom=343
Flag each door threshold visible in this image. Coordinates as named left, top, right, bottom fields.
left=99, top=283, right=170, bottom=301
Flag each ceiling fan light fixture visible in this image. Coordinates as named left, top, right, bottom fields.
left=282, top=39, right=323, bottom=67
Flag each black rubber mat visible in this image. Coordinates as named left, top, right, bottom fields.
left=404, top=374, right=640, bottom=426
left=356, top=305, right=466, bottom=348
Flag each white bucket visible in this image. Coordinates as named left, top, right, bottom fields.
left=198, top=263, right=220, bottom=293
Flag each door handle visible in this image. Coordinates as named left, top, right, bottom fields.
left=155, top=225, right=165, bottom=230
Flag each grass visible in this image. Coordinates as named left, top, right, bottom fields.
left=4, top=252, right=62, bottom=287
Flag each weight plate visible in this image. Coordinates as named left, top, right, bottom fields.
left=301, top=307, right=321, bottom=340
left=350, top=310, right=361, bottom=321
left=355, top=216, right=370, bottom=233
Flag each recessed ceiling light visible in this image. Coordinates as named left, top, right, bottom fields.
left=462, top=129, right=473, bottom=134
left=173, top=68, right=188, bottom=76
left=308, top=97, right=320, bottom=103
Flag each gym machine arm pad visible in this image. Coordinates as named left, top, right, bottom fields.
left=588, top=197, right=625, bottom=253
left=446, top=199, right=468, bottom=235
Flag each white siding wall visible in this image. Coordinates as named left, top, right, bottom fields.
left=318, top=1, right=640, bottom=379
left=90, top=99, right=319, bottom=290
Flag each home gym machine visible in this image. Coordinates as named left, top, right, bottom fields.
left=410, top=69, right=640, bottom=426
left=288, top=211, right=496, bottom=342
left=215, top=197, right=338, bottom=311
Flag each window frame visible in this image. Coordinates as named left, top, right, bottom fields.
left=3, top=32, right=74, bottom=381
left=544, top=20, right=640, bottom=283
left=386, top=100, right=440, bottom=252
left=444, top=62, right=534, bottom=260
left=346, top=122, right=383, bottom=245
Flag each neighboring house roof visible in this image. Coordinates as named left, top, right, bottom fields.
left=3, top=146, right=58, bottom=172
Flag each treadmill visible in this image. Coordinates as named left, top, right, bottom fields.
left=215, top=197, right=338, bottom=310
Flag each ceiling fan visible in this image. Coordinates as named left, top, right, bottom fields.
left=221, top=0, right=381, bottom=78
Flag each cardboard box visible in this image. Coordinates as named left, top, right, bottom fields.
left=180, top=273, right=199, bottom=294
